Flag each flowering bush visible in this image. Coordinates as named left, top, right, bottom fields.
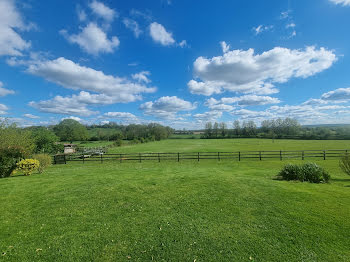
left=16, top=159, right=40, bottom=176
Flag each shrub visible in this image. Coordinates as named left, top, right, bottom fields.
left=16, top=159, right=40, bottom=176
left=113, top=139, right=122, bottom=147
left=278, top=163, right=330, bottom=183
left=0, top=146, right=24, bottom=178
left=33, top=154, right=52, bottom=173
left=339, top=155, right=350, bottom=176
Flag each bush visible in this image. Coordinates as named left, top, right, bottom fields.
left=33, top=154, right=52, bottom=173
left=16, top=159, right=40, bottom=176
left=0, top=146, right=24, bottom=178
left=113, top=139, right=122, bottom=147
left=278, top=163, right=330, bottom=183
left=339, top=155, right=350, bottom=176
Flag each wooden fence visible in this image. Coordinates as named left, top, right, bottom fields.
left=54, top=149, right=350, bottom=164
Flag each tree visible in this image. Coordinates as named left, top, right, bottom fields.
left=53, top=119, right=88, bottom=142
left=220, top=122, right=227, bottom=138
left=204, top=122, right=213, bottom=138
left=30, top=127, right=61, bottom=154
left=213, top=122, right=219, bottom=138
left=233, top=120, right=241, bottom=137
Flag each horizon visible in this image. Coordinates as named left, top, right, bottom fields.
left=1, top=0, right=350, bottom=129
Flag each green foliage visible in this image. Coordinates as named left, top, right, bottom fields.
left=16, top=159, right=40, bottom=176
left=54, top=119, right=89, bottom=142
left=278, top=163, right=330, bottom=183
left=33, top=154, right=52, bottom=173
left=30, top=127, right=61, bottom=154
left=339, top=154, right=350, bottom=176
left=0, top=121, right=35, bottom=178
left=113, top=139, right=123, bottom=147
left=0, top=146, right=24, bottom=178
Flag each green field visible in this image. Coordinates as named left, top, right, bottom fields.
left=1, top=139, right=350, bottom=261
left=109, top=138, right=350, bottom=153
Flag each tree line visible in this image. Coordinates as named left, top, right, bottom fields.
left=203, top=118, right=350, bottom=140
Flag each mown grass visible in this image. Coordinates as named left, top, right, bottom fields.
left=1, top=139, right=350, bottom=261
left=109, top=138, right=350, bottom=153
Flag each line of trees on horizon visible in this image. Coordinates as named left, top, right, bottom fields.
left=202, top=118, right=350, bottom=140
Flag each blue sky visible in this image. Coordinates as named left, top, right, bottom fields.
left=1, top=0, right=350, bottom=129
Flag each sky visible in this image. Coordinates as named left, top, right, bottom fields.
left=1, top=0, right=350, bottom=129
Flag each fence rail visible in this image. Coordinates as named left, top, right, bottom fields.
left=53, top=149, right=350, bottom=164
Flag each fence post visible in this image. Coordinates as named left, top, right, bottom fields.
left=83, top=154, right=85, bottom=164
left=239, top=152, right=241, bottom=161
left=64, top=154, right=66, bottom=164
left=259, top=151, right=262, bottom=161
left=198, top=152, right=200, bottom=162
left=158, top=153, right=160, bottom=162
left=302, top=151, right=304, bottom=160
left=120, top=154, right=122, bottom=163
left=323, top=150, right=326, bottom=160
left=178, top=152, right=180, bottom=162
left=100, top=153, right=103, bottom=163
left=139, top=153, right=142, bottom=163
left=218, top=152, right=220, bottom=161
left=280, top=150, right=282, bottom=161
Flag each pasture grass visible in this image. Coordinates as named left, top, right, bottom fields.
left=1, top=139, right=350, bottom=261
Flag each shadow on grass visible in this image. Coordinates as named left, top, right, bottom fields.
left=331, top=178, right=350, bottom=182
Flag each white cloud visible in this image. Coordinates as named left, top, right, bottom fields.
left=23, top=113, right=39, bottom=119
left=178, top=40, right=188, bottom=48
left=123, top=18, right=142, bottom=38
left=140, top=96, right=196, bottom=119
left=189, top=45, right=337, bottom=96
left=221, top=95, right=281, bottom=106
left=77, top=9, right=87, bottom=22
left=26, top=57, right=156, bottom=99
left=193, top=111, right=223, bottom=123
left=204, top=98, right=235, bottom=112
left=329, top=0, right=350, bottom=6
left=253, top=25, right=273, bottom=35
left=149, top=22, right=175, bottom=46
left=132, top=71, right=151, bottom=83
left=286, top=23, right=296, bottom=29
left=62, top=116, right=83, bottom=122
left=280, top=10, right=291, bottom=19
left=88, top=0, right=116, bottom=22
left=0, top=103, right=8, bottom=115
left=0, top=82, right=15, bottom=96
left=0, top=0, right=31, bottom=56
left=61, top=23, right=119, bottom=55
left=29, top=94, right=98, bottom=117
left=321, top=87, right=350, bottom=102
left=104, top=112, right=139, bottom=122
left=220, top=41, right=230, bottom=53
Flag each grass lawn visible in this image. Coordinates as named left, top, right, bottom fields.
left=1, top=139, right=350, bottom=261
left=109, top=138, right=350, bottom=153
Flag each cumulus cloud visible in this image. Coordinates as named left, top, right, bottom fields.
left=123, top=18, right=142, bottom=38
left=329, top=0, right=350, bottom=6
left=220, top=41, right=230, bottom=53
left=26, top=57, right=156, bottom=99
left=61, top=23, right=119, bottom=55
left=149, top=22, right=175, bottom=46
left=221, top=95, right=281, bottom=106
left=0, top=103, right=9, bottom=115
left=140, top=96, right=196, bottom=119
left=189, top=45, right=337, bottom=96
left=0, top=82, right=15, bottom=96
left=0, top=0, right=31, bottom=56
left=62, top=116, right=83, bottom=122
left=88, top=0, right=117, bottom=22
